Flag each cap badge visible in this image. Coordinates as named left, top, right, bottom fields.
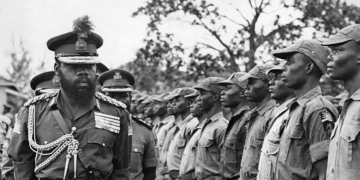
left=75, top=33, right=88, bottom=51
left=73, top=15, right=94, bottom=51
left=113, top=72, right=122, bottom=82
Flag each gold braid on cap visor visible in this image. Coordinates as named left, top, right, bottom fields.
left=57, top=56, right=101, bottom=64
left=101, top=87, right=133, bottom=92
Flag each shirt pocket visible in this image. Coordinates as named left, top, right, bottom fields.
left=286, top=125, right=304, bottom=167
left=339, top=123, right=360, bottom=169
left=224, top=139, right=242, bottom=167
left=248, top=138, right=263, bottom=168
left=130, top=144, right=144, bottom=173
left=176, top=137, right=187, bottom=155
left=85, top=128, right=116, bottom=171
left=199, top=136, right=214, bottom=162
left=266, top=141, right=279, bottom=155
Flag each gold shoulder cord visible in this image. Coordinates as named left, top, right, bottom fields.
left=28, top=104, right=79, bottom=179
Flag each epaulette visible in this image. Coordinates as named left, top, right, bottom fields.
left=95, top=92, right=127, bottom=109
left=24, top=91, right=58, bottom=107
left=132, top=115, right=152, bottom=130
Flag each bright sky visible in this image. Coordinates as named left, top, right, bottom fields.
left=0, top=0, right=359, bottom=78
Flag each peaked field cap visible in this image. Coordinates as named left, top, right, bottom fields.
left=132, top=93, right=143, bottom=101
left=194, top=77, right=225, bottom=94
left=322, top=24, right=360, bottom=46
left=47, top=15, right=103, bottom=64
left=137, top=95, right=149, bottom=103
left=266, top=61, right=286, bottom=75
left=30, top=71, right=60, bottom=91
left=240, top=64, right=275, bottom=82
left=218, top=72, right=248, bottom=89
left=153, top=92, right=170, bottom=102
left=164, top=87, right=197, bottom=100
left=184, top=91, right=199, bottom=98
left=271, top=40, right=329, bottom=74
left=142, top=96, right=153, bottom=105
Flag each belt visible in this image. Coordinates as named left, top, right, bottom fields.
left=168, top=170, right=179, bottom=179
left=180, top=171, right=196, bottom=180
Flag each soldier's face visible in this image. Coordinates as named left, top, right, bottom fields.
left=268, top=72, right=294, bottom=102
left=106, top=92, right=131, bottom=110
left=56, top=63, right=97, bottom=97
left=144, top=103, right=154, bottom=117
left=136, top=103, right=146, bottom=113
left=190, top=96, right=204, bottom=118
left=327, top=41, right=360, bottom=80
left=245, top=78, right=269, bottom=103
left=198, top=89, right=216, bottom=112
left=220, top=84, right=244, bottom=108
left=283, top=53, right=309, bottom=90
left=167, top=101, right=175, bottom=115
left=172, top=96, right=189, bottom=115
left=153, top=101, right=167, bottom=116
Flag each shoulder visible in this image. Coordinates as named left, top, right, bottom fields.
left=132, top=115, right=152, bottom=130
left=24, top=91, right=58, bottom=107
left=305, top=95, right=338, bottom=119
left=95, top=92, right=127, bottom=109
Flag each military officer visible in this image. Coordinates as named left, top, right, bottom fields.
left=218, top=72, right=250, bottom=180
left=98, top=69, right=158, bottom=180
left=322, top=24, right=360, bottom=180
left=8, top=16, right=131, bottom=180
left=272, top=39, right=338, bottom=180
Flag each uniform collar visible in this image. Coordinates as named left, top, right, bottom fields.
left=232, top=105, right=250, bottom=117
left=159, top=115, right=174, bottom=125
left=273, top=98, right=295, bottom=119
left=196, top=118, right=207, bottom=129
left=348, top=88, right=360, bottom=101
left=48, top=90, right=100, bottom=111
left=255, top=99, right=276, bottom=116
left=209, top=112, right=224, bottom=122
left=178, top=114, right=194, bottom=128
left=295, top=86, right=322, bottom=107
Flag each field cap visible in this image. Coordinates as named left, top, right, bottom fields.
left=322, top=24, right=360, bottom=46
left=47, top=15, right=103, bottom=64
left=271, top=40, right=329, bottom=74
left=30, top=71, right=60, bottom=95
left=98, top=69, right=135, bottom=93
left=164, top=87, right=197, bottom=100
left=194, top=77, right=225, bottom=94
left=240, top=64, right=275, bottom=82
left=153, top=92, right=170, bottom=102
left=184, top=91, right=200, bottom=99
left=218, top=72, right=247, bottom=89
left=141, top=96, right=153, bottom=105
left=266, top=61, right=286, bottom=75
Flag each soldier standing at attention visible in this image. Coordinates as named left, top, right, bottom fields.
left=98, top=69, right=158, bottom=180
left=322, top=24, right=360, bottom=180
left=179, top=91, right=207, bottom=180
left=194, top=77, right=228, bottom=180
left=257, top=63, right=295, bottom=180
left=218, top=72, right=250, bottom=180
left=165, top=88, right=199, bottom=179
left=271, top=39, right=338, bottom=180
left=8, top=16, right=131, bottom=180
left=239, top=64, right=276, bottom=180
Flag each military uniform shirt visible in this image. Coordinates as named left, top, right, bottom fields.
left=154, top=115, right=175, bottom=155
left=257, top=98, right=294, bottom=180
left=130, top=117, right=158, bottom=180
left=179, top=120, right=206, bottom=179
left=275, top=87, right=338, bottom=180
left=167, top=115, right=199, bottom=172
left=8, top=92, right=131, bottom=180
left=220, top=106, right=250, bottom=179
left=195, top=112, right=228, bottom=180
left=240, top=100, right=276, bottom=180
left=327, top=88, right=360, bottom=180
left=158, top=116, right=180, bottom=166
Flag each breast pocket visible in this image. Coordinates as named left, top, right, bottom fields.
left=224, top=139, right=242, bottom=167
left=286, top=125, right=304, bottom=167
left=85, top=128, right=116, bottom=171
left=248, top=137, right=263, bottom=168
left=130, top=144, right=144, bottom=173
left=339, top=123, right=360, bottom=169
left=176, top=137, right=187, bottom=155
left=199, top=136, right=214, bottom=162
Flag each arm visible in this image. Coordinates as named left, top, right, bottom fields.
left=8, top=108, right=37, bottom=180
left=111, top=110, right=131, bottom=180
left=143, top=132, right=158, bottom=180
left=2, top=127, right=14, bottom=180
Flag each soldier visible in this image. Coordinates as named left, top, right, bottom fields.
left=218, top=72, right=250, bottom=180
left=194, top=77, right=228, bottom=180
left=271, top=39, right=338, bottom=180
left=179, top=91, right=207, bottom=180
left=165, top=88, right=199, bottom=179
left=98, top=69, right=158, bottom=180
left=152, top=92, right=172, bottom=136
left=239, top=64, right=276, bottom=180
left=142, top=97, right=156, bottom=124
left=8, top=16, right=131, bottom=179
left=257, top=63, right=295, bottom=180
left=322, top=24, right=360, bottom=180
left=136, top=95, right=150, bottom=119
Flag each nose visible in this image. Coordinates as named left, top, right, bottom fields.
left=327, top=54, right=334, bottom=62
left=268, top=80, right=275, bottom=86
left=77, top=65, right=92, bottom=76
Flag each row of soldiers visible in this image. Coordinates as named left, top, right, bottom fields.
left=0, top=15, right=359, bottom=180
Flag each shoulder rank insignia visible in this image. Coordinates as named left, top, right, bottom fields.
left=94, top=112, right=120, bottom=133
left=24, top=91, right=58, bottom=107
left=321, top=111, right=333, bottom=123
left=95, top=92, right=127, bottom=109
left=132, top=115, right=152, bottom=130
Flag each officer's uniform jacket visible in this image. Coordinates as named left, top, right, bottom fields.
left=195, top=112, right=228, bottom=180
left=219, top=106, right=250, bottom=179
left=8, top=92, right=131, bottom=180
left=275, top=87, right=338, bottom=180
left=130, top=115, right=158, bottom=180
left=240, top=100, right=276, bottom=180
left=327, top=88, right=360, bottom=180
left=167, top=114, right=199, bottom=173
left=257, top=98, right=294, bottom=180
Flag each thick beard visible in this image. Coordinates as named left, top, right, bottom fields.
left=59, top=71, right=96, bottom=103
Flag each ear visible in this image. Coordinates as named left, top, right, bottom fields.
left=54, top=62, right=60, bottom=75
left=305, top=62, right=314, bottom=75
left=213, top=93, right=220, bottom=102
